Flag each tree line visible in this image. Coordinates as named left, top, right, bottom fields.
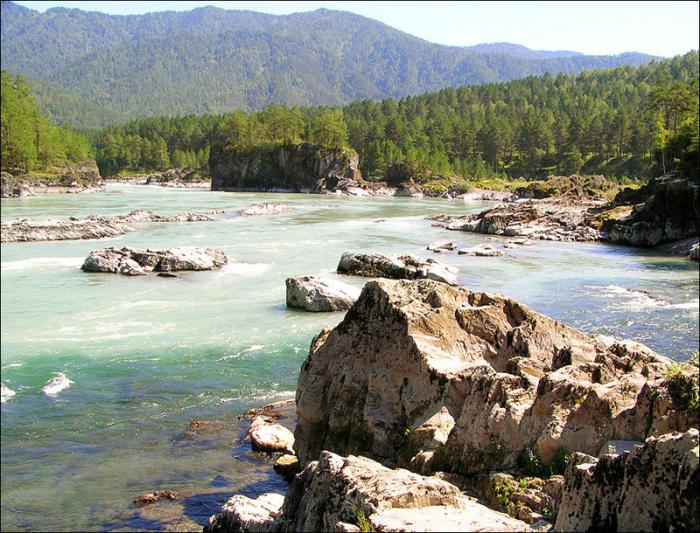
left=90, top=51, right=697, bottom=181
left=1, top=70, right=91, bottom=172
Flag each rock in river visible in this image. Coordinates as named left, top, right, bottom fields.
left=82, top=246, right=227, bottom=275
left=247, top=416, right=295, bottom=454
left=337, top=252, right=458, bottom=285
left=286, top=276, right=360, bottom=312
left=457, top=244, right=504, bottom=256
left=238, top=202, right=293, bottom=216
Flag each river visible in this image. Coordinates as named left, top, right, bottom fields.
left=1, top=183, right=697, bottom=531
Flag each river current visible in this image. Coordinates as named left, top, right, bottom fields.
left=1, top=184, right=698, bottom=531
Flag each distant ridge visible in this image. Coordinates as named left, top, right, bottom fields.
left=0, top=1, right=659, bottom=128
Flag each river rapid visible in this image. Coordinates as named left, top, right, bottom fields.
left=1, top=183, right=698, bottom=531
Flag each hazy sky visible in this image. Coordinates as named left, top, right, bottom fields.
left=14, top=1, right=700, bottom=57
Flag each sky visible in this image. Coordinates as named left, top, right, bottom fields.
left=13, top=1, right=700, bottom=57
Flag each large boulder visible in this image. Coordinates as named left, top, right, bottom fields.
left=286, top=276, right=360, bottom=312
left=82, top=246, right=227, bottom=275
left=293, top=279, right=691, bottom=477
left=206, top=451, right=529, bottom=532
left=337, top=252, right=458, bottom=285
left=556, top=429, right=699, bottom=531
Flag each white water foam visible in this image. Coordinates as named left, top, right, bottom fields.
left=1, top=257, right=83, bottom=272
left=2, top=363, right=24, bottom=369
left=220, top=262, right=272, bottom=276
left=593, top=285, right=698, bottom=312
left=42, top=373, right=73, bottom=396
left=1, top=383, right=16, bottom=403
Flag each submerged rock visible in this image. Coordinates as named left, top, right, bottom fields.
left=556, top=429, right=699, bottom=532
left=293, top=279, right=689, bottom=477
left=457, top=244, right=504, bottom=256
left=337, top=252, right=458, bottom=285
left=240, top=399, right=296, bottom=421
left=82, top=246, right=227, bottom=275
left=238, top=202, right=293, bottom=216
left=285, top=276, right=360, bottom=312
left=274, top=454, right=301, bottom=480
left=133, top=490, right=178, bottom=507
left=426, top=240, right=456, bottom=253
left=208, top=451, right=529, bottom=532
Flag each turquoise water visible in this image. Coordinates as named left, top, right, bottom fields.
left=1, top=184, right=698, bottom=531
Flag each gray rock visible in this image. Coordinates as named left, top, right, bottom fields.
left=337, top=252, right=458, bottom=285
left=286, top=276, right=360, bottom=312
left=82, top=246, right=227, bottom=275
left=597, top=439, right=642, bottom=458
left=1, top=210, right=219, bottom=243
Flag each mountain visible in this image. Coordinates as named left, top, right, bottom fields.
left=0, top=1, right=659, bottom=128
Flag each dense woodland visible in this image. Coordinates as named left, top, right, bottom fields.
left=0, top=70, right=91, bottom=172
left=93, top=52, right=699, bottom=182
left=2, top=1, right=655, bottom=128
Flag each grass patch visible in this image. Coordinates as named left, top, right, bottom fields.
left=665, top=352, right=699, bottom=412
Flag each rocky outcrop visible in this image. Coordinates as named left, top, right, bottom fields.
left=515, top=174, right=616, bottom=200
left=293, top=279, right=691, bottom=478
left=286, top=276, right=360, bottom=312
left=210, top=143, right=371, bottom=195
left=430, top=197, right=604, bottom=242
left=1, top=161, right=104, bottom=197
left=1, top=210, right=220, bottom=243
left=238, top=203, right=293, bottom=216
left=207, top=451, right=529, bottom=532
left=603, top=174, right=700, bottom=246
left=82, top=246, right=227, bottom=275
left=555, top=429, right=699, bottom=531
left=337, top=252, right=458, bottom=285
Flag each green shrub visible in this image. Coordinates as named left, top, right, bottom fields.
left=549, top=446, right=572, bottom=476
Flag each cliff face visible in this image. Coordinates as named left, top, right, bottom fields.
left=209, top=143, right=364, bottom=193
left=604, top=174, right=700, bottom=246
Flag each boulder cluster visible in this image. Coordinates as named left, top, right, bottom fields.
left=211, top=278, right=699, bottom=532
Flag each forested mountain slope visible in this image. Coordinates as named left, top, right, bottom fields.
left=93, top=52, right=699, bottom=182
left=1, top=1, right=657, bottom=128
